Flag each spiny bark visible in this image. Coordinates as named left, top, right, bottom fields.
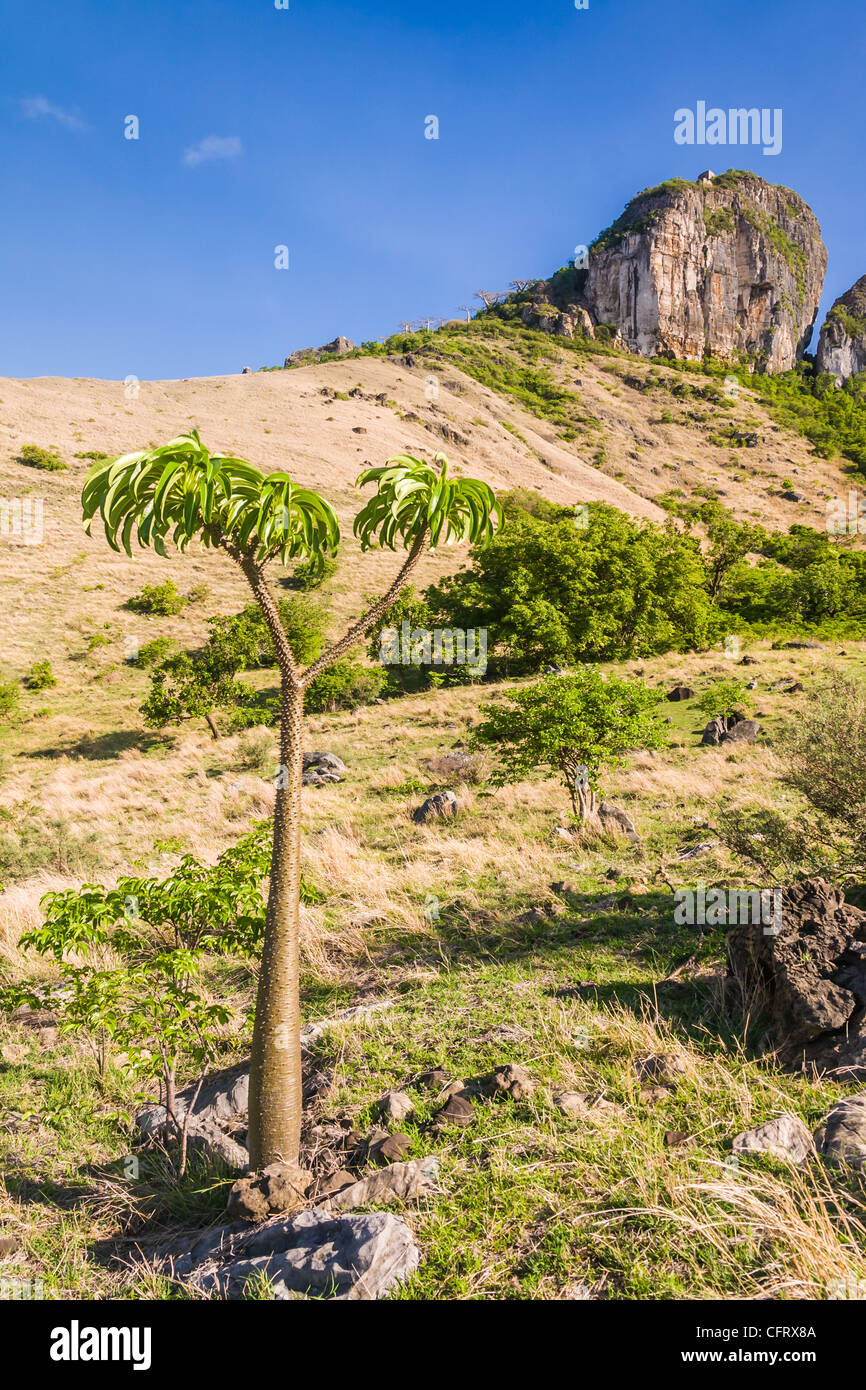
left=247, top=679, right=304, bottom=1167
left=235, top=533, right=429, bottom=1168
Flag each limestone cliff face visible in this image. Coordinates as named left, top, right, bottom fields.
left=529, top=172, right=827, bottom=373
left=816, top=276, right=866, bottom=380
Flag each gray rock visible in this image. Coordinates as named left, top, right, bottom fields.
left=377, top=1089, right=414, bottom=1122
left=323, top=336, right=354, bottom=356
left=151, top=1209, right=420, bottom=1300
left=726, top=881, right=866, bottom=1074
left=185, top=1117, right=250, bottom=1172
left=319, top=1157, right=438, bottom=1212
left=303, top=751, right=347, bottom=774
left=816, top=275, right=866, bottom=380
left=227, top=1163, right=313, bottom=1221
left=635, top=1053, right=688, bottom=1084
left=732, top=1114, right=814, bottom=1164
left=413, top=789, right=458, bottom=824
left=436, top=1094, right=475, bottom=1126
left=597, top=801, right=640, bottom=843
left=814, top=1094, right=866, bottom=1169
left=666, top=685, right=695, bottom=701
left=477, top=1063, right=535, bottom=1102
left=720, top=718, right=761, bottom=744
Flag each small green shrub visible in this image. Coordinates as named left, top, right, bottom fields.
left=0, top=681, right=20, bottom=719
left=235, top=728, right=277, bottom=774
left=287, top=556, right=337, bottom=590
left=15, top=444, right=67, bottom=471
left=23, top=661, right=56, bottom=691
left=132, top=637, right=177, bottom=668
left=305, top=660, right=386, bottom=713
left=695, top=678, right=753, bottom=719
left=125, top=579, right=188, bottom=616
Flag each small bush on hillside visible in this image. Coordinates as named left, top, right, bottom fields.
left=0, top=681, right=20, bottom=719
left=125, top=579, right=188, bottom=616
left=23, top=661, right=56, bottom=690
left=286, top=556, right=338, bottom=590
left=235, top=728, right=277, bottom=774
left=695, top=679, right=753, bottom=719
left=305, top=660, right=386, bottom=713
left=131, top=637, right=177, bottom=667
left=15, top=444, right=67, bottom=471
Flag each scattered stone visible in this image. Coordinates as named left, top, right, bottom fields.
left=227, top=1163, right=313, bottom=1222
left=1, top=1043, right=28, bottom=1064
left=783, top=640, right=824, bottom=650
left=0, top=1234, right=20, bottom=1257
left=781, top=489, right=804, bottom=502
left=701, top=713, right=760, bottom=746
left=722, top=719, right=761, bottom=744
left=726, top=880, right=866, bottom=1075
left=739, top=655, right=758, bottom=666
left=518, top=900, right=565, bottom=925
left=427, top=749, right=471, bottom=777
left=412, top=790, right=459, bottom=824
left=315, top=1169, right=357, bottom=1199
left=416, top=1068, right=451, bottom=1092
left=477, top=1064, right=535, bottom=1102
left=597, top=801, right=640, bottom=843
left=813, top=1094, right=866, bottom=1170
left=665, top=685, right=695, bottom=702
left=675, top=840, right=718, bottom=861
left=185, top=1117, right=249, bottom=1172
left=303, top=751, right=347, bottom=774
left=664, top=1130, right=691, bottom=1148
left=640, top=1085, right=670, bottom=1106
left=370, top=1133, right=413, bottom=1165
left=436, top=1094, right=475, bottom=1127
left=320, top=1157, right=438, bottom=1212
left=377, top=1090, right=414, bottom=1123
left=635, top=1053, right=688, bottom=1084
left=732, top=1114, right=814, bottom=1164
left=554, top=1091, right=590, bottom=1116
left=554, top=1091, right=626, bottom=1120
left=149, top=1208, right=419, bottom=1300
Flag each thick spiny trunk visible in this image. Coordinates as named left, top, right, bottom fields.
left=247, top=679, right=304, bottom=1168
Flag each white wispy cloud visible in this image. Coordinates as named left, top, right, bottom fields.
left=20, top=95, right=88, bottom=131
left=183, top=135, right=243, bottom=167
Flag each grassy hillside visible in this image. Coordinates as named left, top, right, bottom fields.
left=1, top=326, right=866, bottom=1301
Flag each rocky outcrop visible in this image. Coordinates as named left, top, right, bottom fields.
left=284, top=336, right=355, bottom=367
left=726, top=880, right=866, bottom=1075
left=816, top=275, right=866, bottom=380
left=522, top=171, right=826, bottom=373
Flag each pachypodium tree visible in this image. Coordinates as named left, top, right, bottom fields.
left=82, top=433, right=499, bottom=1168
left=472, top=668, right=667, bottom=821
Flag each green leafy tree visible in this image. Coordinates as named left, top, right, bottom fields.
left=472, top=668, right=667, bottom=819
left=82, top=434, right=499, bottom=1167
left=141, top=648, right=242, bottom=740
left=428, top=503, right=723, bottom=672
left=695, top=500, right=766, bottom=600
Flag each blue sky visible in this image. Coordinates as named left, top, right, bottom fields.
left=0, top=0, right=863, bottom=380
